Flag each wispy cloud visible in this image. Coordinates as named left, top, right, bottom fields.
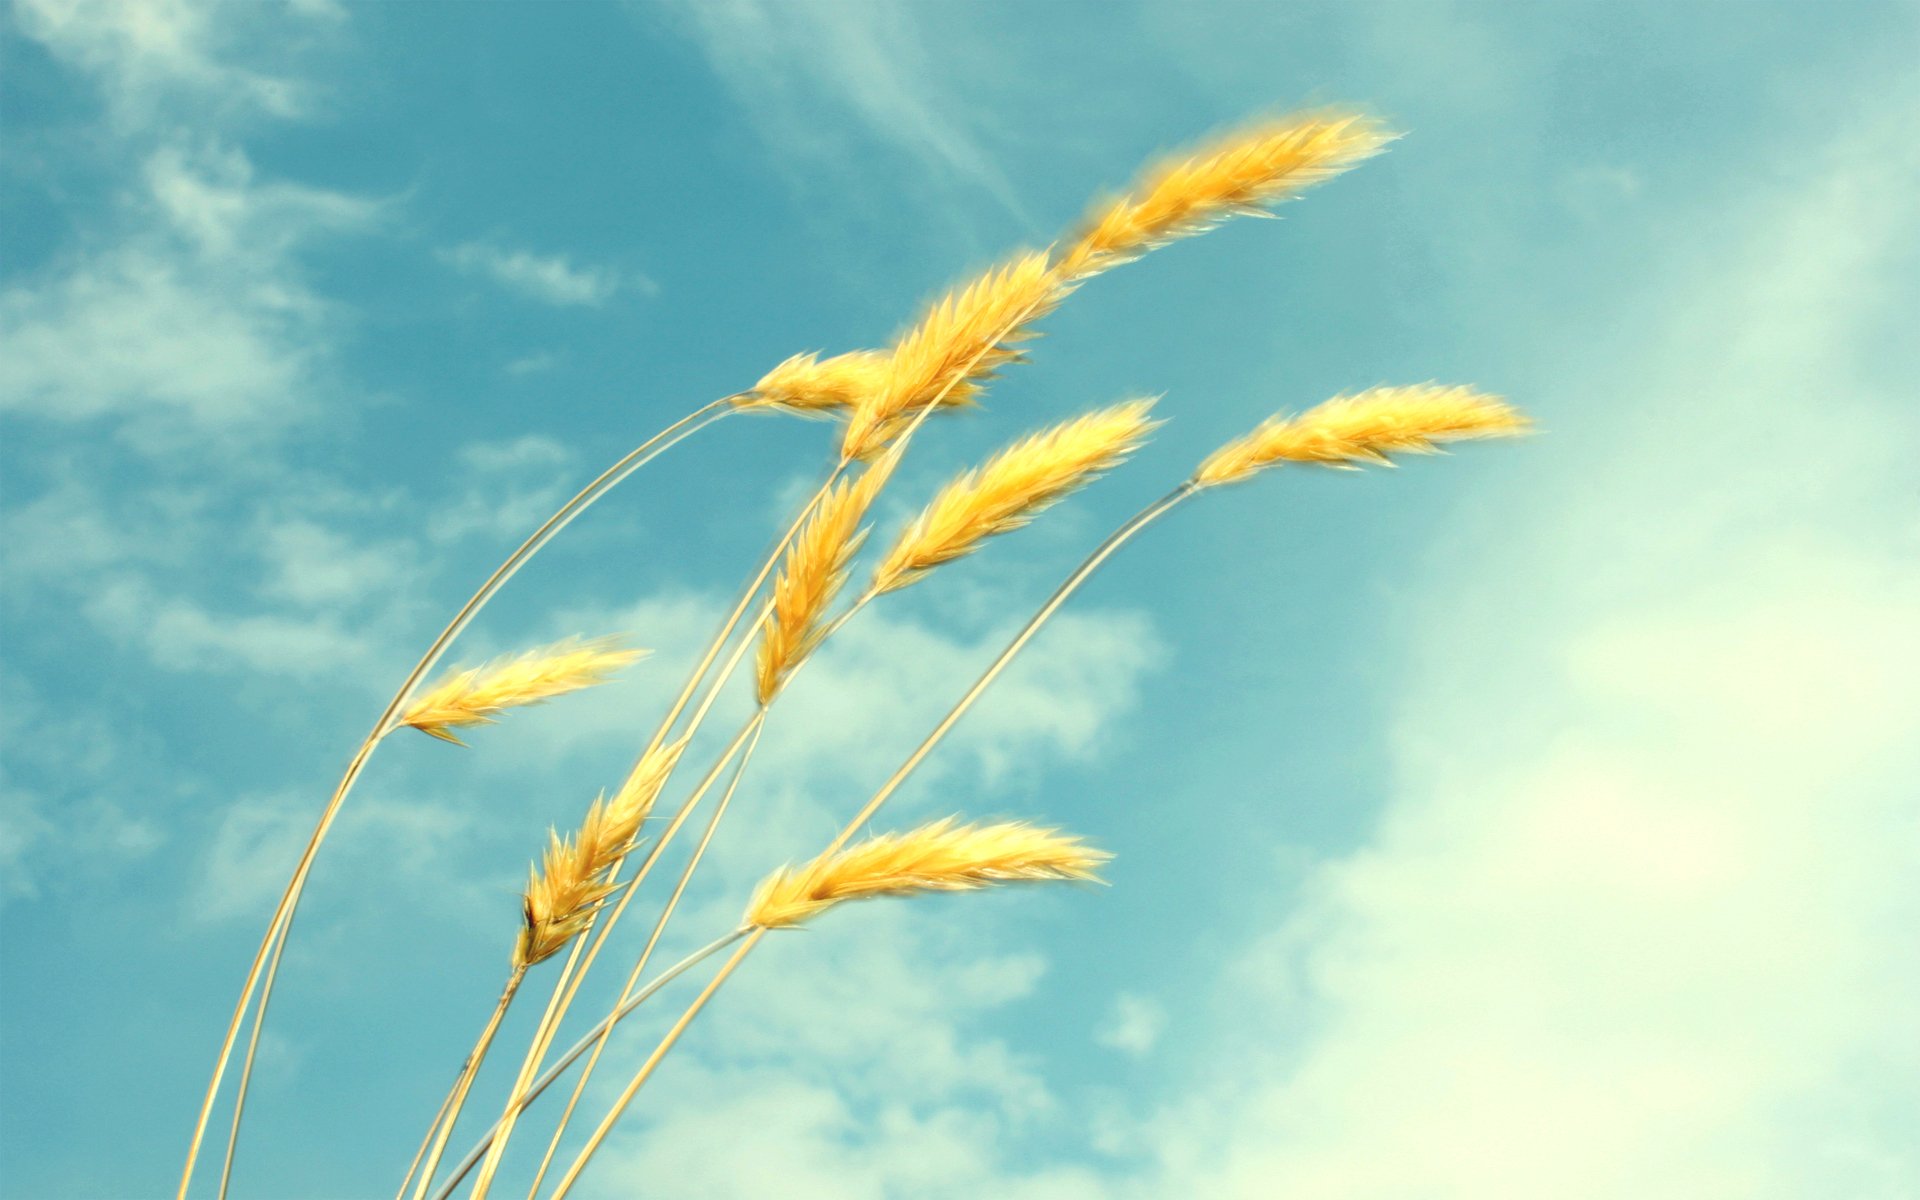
left=1072, top=83, right=1920, bottom=1200
left=0, top=142, right=375, bottom=438
left=648, top=0, right=1018, bottom=212
left=11, top=0, right=343, bottom=129
left=438, top=240, right=641, bottom=307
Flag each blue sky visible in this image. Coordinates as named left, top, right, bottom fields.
left=3, top=1, right=1917, bottom=1197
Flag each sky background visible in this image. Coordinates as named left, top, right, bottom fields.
left=3, top=1, right=1918, bottom=1197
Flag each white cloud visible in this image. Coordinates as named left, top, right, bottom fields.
left=85, top=574, right=376, bottom=677
left=1074, top=82, right=1920, bottom=1200
left=12, top=0, right=341, bottom=128
left=1094, top=993, right=1166, bottom=1057
left=0, top=671, right=167, bottom=907
left=0, top=143, right=374, bottom=437
left=259, top=519, right=417, bottom=609
left=439, top=240, right=637, bottom=307
left=648, top=0, right=1016, bottom=208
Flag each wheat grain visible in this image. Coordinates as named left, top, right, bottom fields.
left=869, top=399, right=1162, bottom=595
left=842, top=251, right=1072, bottom=461
left=1053, top=112, right=1395, bottom=280
left=746, top=817, right=1108, bottom=929
left=396, top=637, right=643, bottom=745
left=754, top=457, right=896, bottom=704
left=1194, top=384, right=1531, bottom=487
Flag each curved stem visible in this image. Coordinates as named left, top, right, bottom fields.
left=826, top=483, right=1197, bottom=855
left=466, top=713, right=764, bottom=1199
left=409, top=969, right=527, bottom=1200
left=486, top=453, right=851, bottom=1105
left=429, top=930, right=746, bottom=1200
left=549, top=930, right=767, bottom=1200
left=180, top=398, right=732, bottom=1200
left=397, top=1067, right=464, bottom=1200
left=524, top=718, right=767, bottom=1196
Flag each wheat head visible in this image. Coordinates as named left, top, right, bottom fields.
left=738, top=351, right=889, bottom=418
left=869, top=398, right=1162, bottom=595
left=754, top=457, right=897, bottom=704
left=1194, top=384, right=1531, bottom=487
left=397, top=637, right=644, bottom=745
left=745, top=817, right=1108, bottom=929
left=1052, top=111, right=1395, bottom=280
left=841, top=251, right=1073, bottom=462
left=513, top=738, right=686, bottom=969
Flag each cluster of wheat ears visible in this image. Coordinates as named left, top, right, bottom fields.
left=178, top=105, right=1530, bottom=1199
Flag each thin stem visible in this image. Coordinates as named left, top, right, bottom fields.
left=524, top=718, right=767, bottom=1196
left=409, top=968, right=527, bottom=1200
left=827, top=483, right=1197, bottom=855
left=429, top=931, right=746, bottom=1200
left=487, top=452, right=849, bottom=1096
left=466, top=714, right=763, bottom=1199
left=180, top=398, right=732, bottom=1200
left=397, top=1069, right=464, bottom=1200
left=549, top=930, right=767, bottom=1200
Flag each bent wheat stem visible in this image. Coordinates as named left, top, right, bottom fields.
left=408, top=968, right=527, bottom=1200
left=182, top=397, right=732, bottom=1200
left=548, top=930, right=767, bottom=1200
left=429, top=931, right=747, bottom=1200
left=466, top=712, right=766, bottom=1199
left=523, top=718, right=767, bottom=1197
left=829, top=483, right=1197, bottom=854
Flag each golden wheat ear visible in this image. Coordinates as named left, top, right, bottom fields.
left=1054, top=110, right=1396, bottom=280
left=745, top=817, right=1109, bottom=929
left=737, top=350, right=889, bottom=418
left=512, top=737, right=685, bottom=969
left=755, top=455, right=897, bottom=704
left=1194, top=384, right=1532, bottom=487
left=842, top=251, right=1074, bottom=461
left=868, top=398, right=1163, bottom=595
left=395, top=636, right=643, bottom=744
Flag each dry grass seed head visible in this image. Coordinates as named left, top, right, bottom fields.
left=746, top=817, right=1109, bottom=929
left=740, top=350, right=889, bottom=418
left=870, top=398, right=1162, bottom=595
left=842, top=251, right=1072, bottom=462
left=1054, top=111, right=1396, bottom=280
left=1194, top=384, right=1532, bottom=487
left=755, top=456, right=898, bottom=704
left=513, top=737, right=688, bottom=969
left=398, top=637, right=644, bottom=745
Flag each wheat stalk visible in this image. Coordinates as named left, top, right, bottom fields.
left=868, top=398, right=1162, bottom=595
left=186, top=397, right=731, bottom=1200
left=746, top=818, right=1108, bottom=928
left=1053, top=111, right=1394, bottom=280
left=1193, top=384, right=1531, bottom=487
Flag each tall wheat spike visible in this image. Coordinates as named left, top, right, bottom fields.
left=395, top=637, right=643, bottom=745
left=1052, top=111, right=1394, bottom=280
left=841, top=251, right=1073, bottom=461
left=869, top=398, right=1163, bottom=595
left=514, top=738, right=686, bottom=969
left=738, top=350, right=888, bottom=418
left=755, top=455, right=898, bottom=704
left=746, top=818, right=1109, bottom=929
left=1194, top=384, right=1531, bottom=487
